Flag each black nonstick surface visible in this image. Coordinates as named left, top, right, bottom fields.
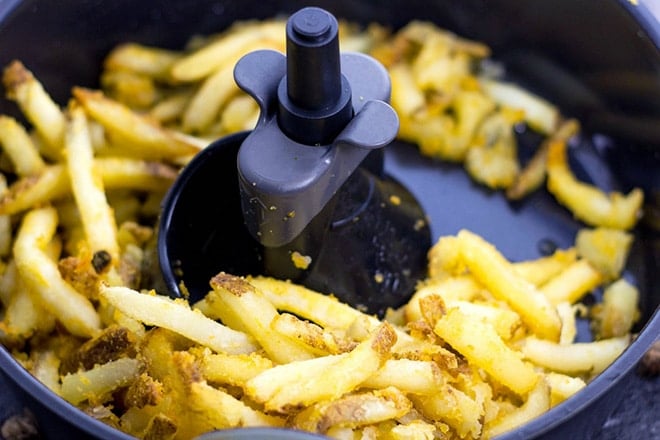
left=0, top=0, right=658, bottom=439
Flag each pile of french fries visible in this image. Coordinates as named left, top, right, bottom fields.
left=0, top=18, right=645, bottom=440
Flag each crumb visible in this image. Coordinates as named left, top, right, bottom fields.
left=638, top=340, right=660, bottom=377
left=1, top=409, right=40, bottom=440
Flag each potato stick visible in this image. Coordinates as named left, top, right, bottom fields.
left=480, top=78, right=560, bottom=135
left=190, top=381, right=285, bottom=429
left=457, top=229, right=561, bottom=341
left=0, top=158, right=177, bottom=215
left=0, top=115, right=47, bottom=176
left=2, top=60, right=65, bottom=159
left=61, top=357, right=141, bottom=405
left=545, top=372, right=586, bottom=407
left=512, top=248, right=577, bottom=287
left=104, top=43, right=181, bottom=80
left=405, top=275, right=481, bottom=322
left=196, top=348, right=273, bottom=387
left=293, top=387, right=412, bottom=433
left=546, top=138, right=643, bottom=230
left=446, top=300, right=521, bottom=341
left=556, top=301, right=577, bottom=345
left=592, top=278, right=639, bottom=339
left=219, top=94, right=260, bottom=133
left=148, top=90, right=192, bottom=123
left=521, top=335, right=630, bottom=375
left=389, top=63, right=426, bottom=117
left=73, top=87, right=201, bottom=160
left=100, top=285, right=258, bottom=355
left=65, top=105, right=119, bottom=261
left=432, top=306, right=539, bottom=395
left=540, top=259, right=602, bottom=305
left=170, top=20, right=285, bottom=82
left=361, top=359, right=445, bottom=394
left=29, top=349, right=62, bottom=395
left=13, top=207, right=101, bottom=338
left=182, top=63, right=238, bottom=133
left=411, top=383, right=483, bottom=439
left=1, top=274, right=55, bottom=339
left=247, top=275, right=364, bottom=330
left=506, top=119, right=579, bottom=200
left=483, top=377, right=550, bottom=438
left=576, top=227, right=633, bottom=281
left=247, top=323, right=396, bottom=412
left=208, top=273, right=316, bottom=363
left=271, top=312, right=351, bottom=356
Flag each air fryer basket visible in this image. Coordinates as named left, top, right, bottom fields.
left=0, top=0, right=658, bottom=439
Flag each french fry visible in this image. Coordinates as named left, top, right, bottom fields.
left=546, top=138, right=643, bottom=230
left=13, top=207, right=101, bottom=338
left=456, top=229, right=561, bottom=341
left=73, top=87, right=201, bottom=160
left=512, top=248, right=577, bottom=287
left=293, top=387, right=412, bottom=434
left=0, top=175, right=11, bottom=257
left=170, top=20, right=285, bottom=82
left=271, top=312, right=355, bottom=356
left=100, top=285, right=258, bottom=355
left=208, top=273, right=317, bottom=363
left=61, top=357, right=141, bottom=405
left=2, top=60, right=65, bottom=159
left=521, top=335, right=630, bottom=376
left=246, top=323, right=396, bottom=413
left=361, top=359, right=445, bottom=394
left=591, top=278, right=640, bottom=339
left=0, top=115, right=47, bottom=176
left=404, top=276, right=481, bottom=323
left=540, top=259, right=602, bottom=305
left=104, top=43, right=181, bottom=81
left=65, top=104, right=119, bottom=261
left=483, top=377, right=550, bottom=438
left=195, top=347, right=273, bottom=387
left=425, top=297, right=539, bottom=396
left=0, top=158, right=177, bottom=215
left=576, top=227, right=633, bottom=281
left=545, top=372, right=586, bottom=407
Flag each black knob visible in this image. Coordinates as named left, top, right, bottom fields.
left=277, top=7, right=353, bottom=145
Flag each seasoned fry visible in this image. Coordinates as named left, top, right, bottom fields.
left=61, top=357, right=141, bottom=405
left=2, top=60, right=65, bottom=159
left=13, top=207, right=100, bottom=337
left=100, top=285, right=258, bottom=355
left=0, top=115, right=47, bottom=176
left=590, top=278, right=639, bottom=339
left=576, top=227, right=633, bottom=281
left=456, top=229, right=561, bottom=341
left=104, top=43, right=180, bottom=81
left=540, top=259, right=602, bottom=305
left=73, top=87, right=201, bottom=160
left=65, top=105, right=119, bottom=261
left=547, top=138, right=644, bottom=230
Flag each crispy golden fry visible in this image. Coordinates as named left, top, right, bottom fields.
left=190, top=380, right=285, bottom=429
left=591, top=278, right=639, bottom=339
left=100, top=285, right=258, bottom=355
left=0, top=115, right=47, bottom=176
left=61, top=357, right=141, bottom=405
left=101, top=70, right=160, bottom=110
left=361, top=359, right=445, bottom=394
left=576, top=227, right=633, bottom=281
left=540, top=259, right=602, bottom=305
left=170, top=20, right=285, bottom=82
left=246, top=323, right=396, bottom=413
left=293, top=387, right=412, bottom=434
left=0, top=158, right=177, bottom=215
left=208, top=273, right=316, bottom=363
left=194, top=347, right=273, bottom=387
left=521, top=335, right=630, bottom=376
left=13, top=207, right=100, bottom=337
left=2, top=60, right=65, bottom=159
left=65, top=105, right=120, bottom=261
left=546, top=138, right=644, bottom=230
left=424, top=296, right=539, bottom=395
left=512, top=248, right=577, bottom=287
left=404, top=276, right=481, bottom=323
left=271, top=312, right=356, bottom=356
left=483, top=377, right=550, bottom=438
left=104, top=43, right=181, bottom=81
left=456, top=229, right=561, bottom=341
left=73, top=87, right=201, bottom=160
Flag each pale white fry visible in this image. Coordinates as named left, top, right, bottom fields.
left=0, top=115, right=47, bottom=176
left=61, top=357, right=141, bottom=405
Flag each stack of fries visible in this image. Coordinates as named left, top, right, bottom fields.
left=0, top=18, right=645, bottom=440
